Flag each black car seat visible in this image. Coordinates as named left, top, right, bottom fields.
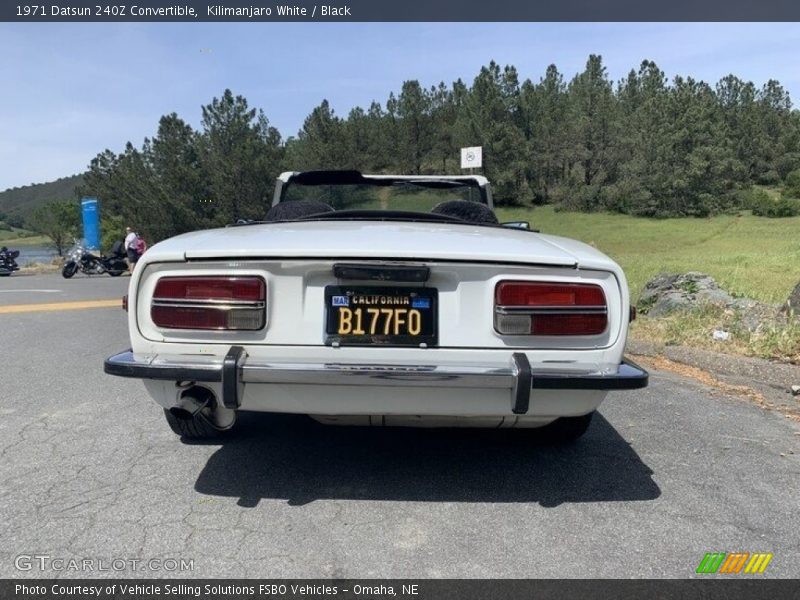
left=430, top=200, right=499, bottom=224
left=264, top=200, right=335, bottom=222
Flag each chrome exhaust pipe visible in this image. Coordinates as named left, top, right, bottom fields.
left=169, top=386, right=215, bottom=420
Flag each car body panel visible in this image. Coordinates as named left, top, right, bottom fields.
left=132, top=259, right=625, bottom=350
left=149, top=220, right=612, bottom=269
left=108, top=172, right=646, bottom=430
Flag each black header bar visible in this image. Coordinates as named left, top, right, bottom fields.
left=3, top=1, right=800, bottom=22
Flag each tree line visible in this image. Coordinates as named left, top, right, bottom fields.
left=71, top=55, right=799, bottom=244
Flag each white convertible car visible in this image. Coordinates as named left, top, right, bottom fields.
left=105, top=170, right=647, bottom=442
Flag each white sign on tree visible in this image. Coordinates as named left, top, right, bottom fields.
left=460, top=146, right=483, bottom=169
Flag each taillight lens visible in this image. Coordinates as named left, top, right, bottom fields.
left=496, top=281, right=605, bottom=307
left=151, top=276, right=266, bottom=330
left=494, top=281, right=607, bottom=336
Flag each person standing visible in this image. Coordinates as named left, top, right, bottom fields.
left=124, top=226, right=139, bottom=273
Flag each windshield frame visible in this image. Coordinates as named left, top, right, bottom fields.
left=272, top=170, right=493, bottom=209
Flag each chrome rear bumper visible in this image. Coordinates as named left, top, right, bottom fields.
left=105, top=347, right=648, bottom=415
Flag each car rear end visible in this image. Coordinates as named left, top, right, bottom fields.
left=105, top=220, right=647, bottom=433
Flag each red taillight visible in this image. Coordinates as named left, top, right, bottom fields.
left=122, top=295, right=128, bottom=312
left=494, top=281, right=607, bottom=336
left=528, top=313, right=608, bottom=336
left=153, top=277, right=265, bottom=302
left=151, top=276, right=266, bottom=330
left=495, top=281, right=605, bottom=307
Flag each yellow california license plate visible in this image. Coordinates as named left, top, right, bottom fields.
left=325, top=286, right=437, bottom=346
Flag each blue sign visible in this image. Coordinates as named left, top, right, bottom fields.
left=81, top=197, right=100, bottom=250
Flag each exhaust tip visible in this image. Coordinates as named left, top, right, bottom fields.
left=170, top=386, right=215, bottom=420
left=168, top=406, right=196, bottom=421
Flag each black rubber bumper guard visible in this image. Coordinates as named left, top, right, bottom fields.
left=104, top=348, right=649, bottom=414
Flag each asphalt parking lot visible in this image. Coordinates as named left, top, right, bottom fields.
left=0, top=273, right=798, bottom=578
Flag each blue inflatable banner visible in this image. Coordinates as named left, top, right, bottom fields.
left=81, top=197, right=100, bottom=250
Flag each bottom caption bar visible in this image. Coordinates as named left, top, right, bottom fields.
left=3, top=579, right=799, bottom=600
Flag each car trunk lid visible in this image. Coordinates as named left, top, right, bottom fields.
left=171, top=221, right=580, bottom=268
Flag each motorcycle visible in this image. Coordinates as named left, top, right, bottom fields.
left=61, top=240, right=127, bottom=278
left=0, top=246, right=20, bottom=276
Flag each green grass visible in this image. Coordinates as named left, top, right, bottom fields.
left=496, top=206, right=800, bottom=305
left=0, top=226, right=47, bottom=245
left=494, top=205, right=800, bottom=361
left=341, top=191, right=447, bottom=212
left=631, top=303, right=800, bottom=363
left=10, top=234, right=49, bottom=246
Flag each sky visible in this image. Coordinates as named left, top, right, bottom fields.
left=2, top=22, right=800, bottom=191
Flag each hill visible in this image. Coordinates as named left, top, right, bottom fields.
left=0, top=174, right=85, bottom=226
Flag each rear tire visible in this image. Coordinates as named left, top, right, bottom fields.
left=163, top=408, right=231, bottom=439
left=533, top=412, right=594, bottom=444
left=108, top=270, right=123, bottom=277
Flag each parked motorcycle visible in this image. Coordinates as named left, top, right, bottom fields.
left=0, top=246, right=20, bottom=276
left=61, top=240, right=127, bottom=278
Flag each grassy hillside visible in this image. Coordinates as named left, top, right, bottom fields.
left=497, top=205, right=800, bottom=305
left=495, top=206, right=800, bottom=361
left=0, top=173, right=84, bottom=225
left=0, top=225, right=39, bottom=242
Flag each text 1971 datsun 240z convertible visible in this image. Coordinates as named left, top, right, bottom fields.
left=104, top=170, right=647, bottom=442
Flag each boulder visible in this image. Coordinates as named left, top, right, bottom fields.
left=784, top=281, right=800, bottom=314
left=638, top=272, right=735, bottom=317
left=638, top=272, right=784, bottom=332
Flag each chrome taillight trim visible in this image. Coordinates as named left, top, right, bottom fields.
left=495, top=306, right=608, bottom=316
left=150, top=303, right=267, bottom=331
left=152, top=299, right=266, bottom=309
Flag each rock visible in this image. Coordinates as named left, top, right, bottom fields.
left=712, top=330, right=730, bottom=341
left=784, top=281, right=800, bottom=314
left=791, top=385, right=800, bottom=396
left=638, top=272, right=735, bottom=317
left=638, top=272, right=783, bottom=331
left=737, top=300, right=785, bottom=332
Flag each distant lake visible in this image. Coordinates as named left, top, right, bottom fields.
left=12, top=245, right=58, bottom=267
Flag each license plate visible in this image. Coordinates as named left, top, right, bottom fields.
left=325, top=286, right=438, bottom=346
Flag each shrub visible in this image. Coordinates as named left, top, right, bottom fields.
left=601, top=178, right=652, bottom=214
left=6, top=215, right=25, bottom=228
left=100, top=213, right=126, bottom=253
left=748, top=188, right=800, bottom=217
left=776, top=153, right=800, bottom=180
left=756, top=170, right=781, bottom=186
left=783, top=169, right=800, bottom=199
left=740, top=187, right=771, bottom=210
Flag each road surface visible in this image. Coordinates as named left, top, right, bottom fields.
left=0, top=273, right=798, bottom=578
